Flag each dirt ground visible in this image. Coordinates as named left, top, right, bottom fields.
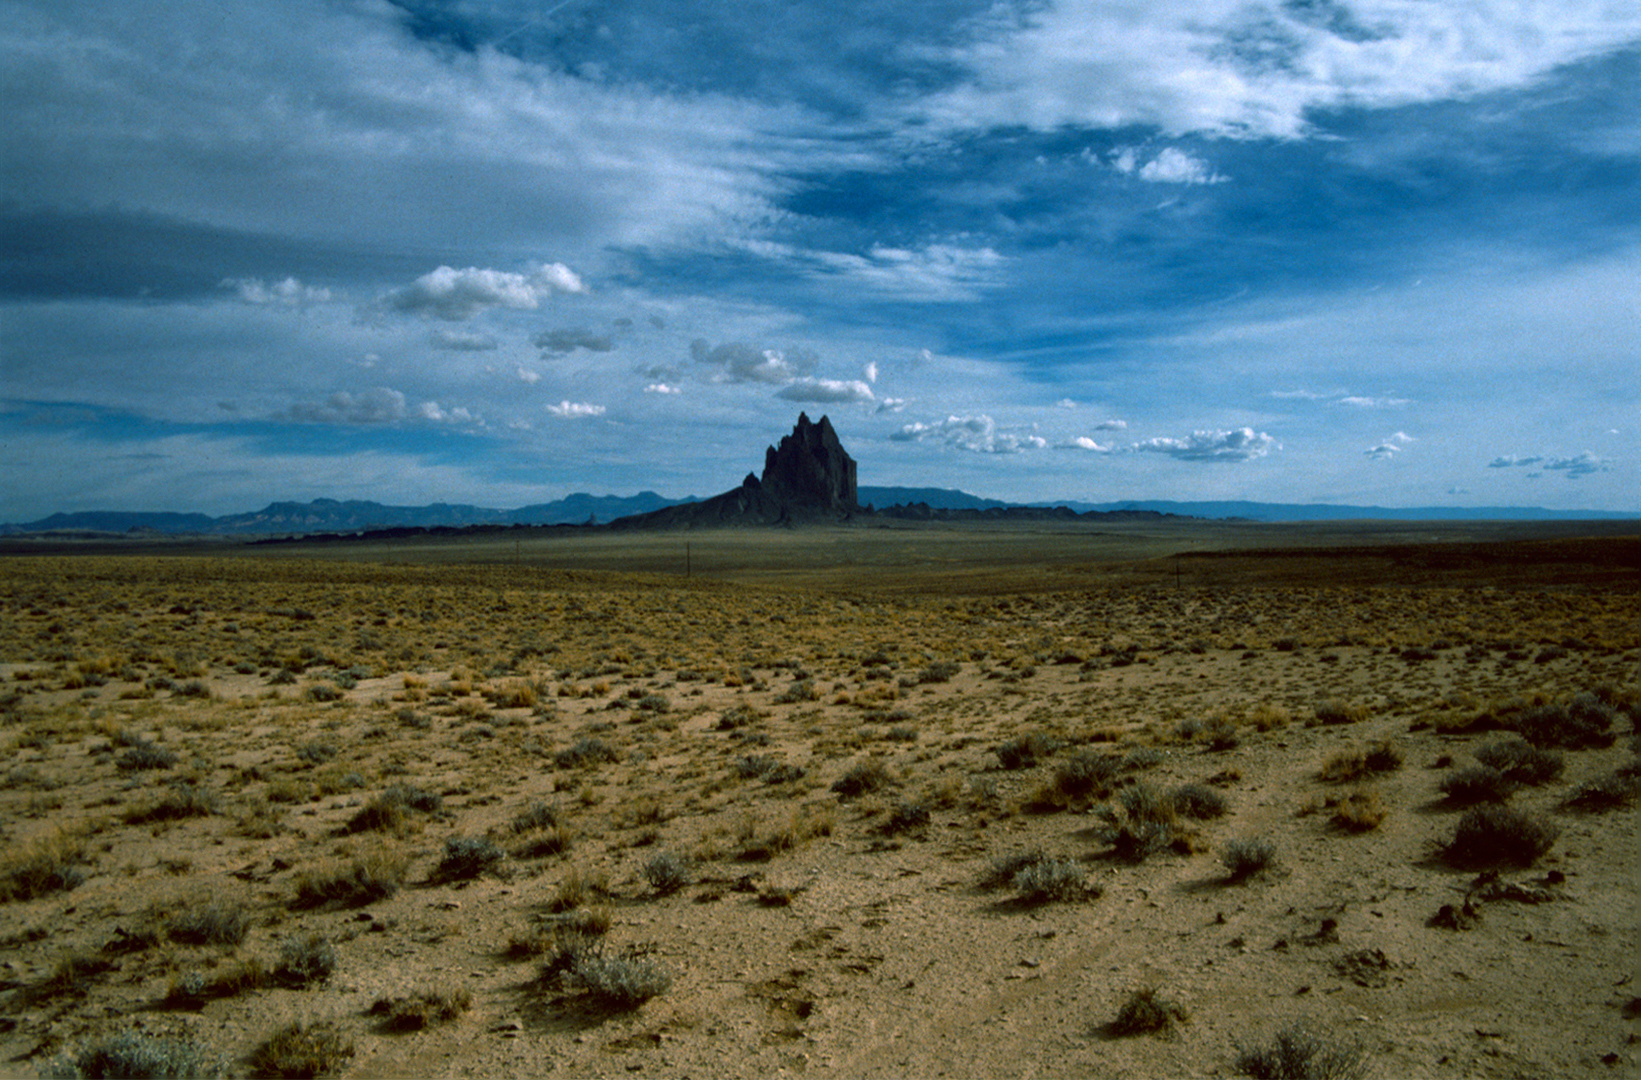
left=1, top=525, right=1638, bottom=1078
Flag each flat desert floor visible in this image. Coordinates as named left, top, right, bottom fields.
left=2, top=521, right=1638, bottom=1078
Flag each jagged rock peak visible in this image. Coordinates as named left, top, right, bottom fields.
left=758, top=413, right=858, bottom=510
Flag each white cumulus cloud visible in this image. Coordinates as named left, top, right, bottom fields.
left=1132, top=427, right=1278, bottom=462
left=545, top=400, right=606, bottom=419
left=776, top=378, right=876, bottom=405
left=691, top=340, right=819, bottom=385
left=384, top=263, right=584, bottom=321
left=891, top=414, right=1047, bottom=453
left=225, top=276, right=333, bottom=306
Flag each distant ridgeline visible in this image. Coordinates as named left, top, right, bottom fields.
left=4, top=414, right=1633, bottom=538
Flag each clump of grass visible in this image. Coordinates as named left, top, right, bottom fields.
left=774, top=679, right=819, bottom=704
left=370, top=987, right=473, bottom=1031
left=166, top=899, right=251, bottom=947
left=1234, top=1021, right=1366, bottom=1079
left=273, top=933, right=337, bottom=987
left=248, top=1021, right=353, bottom=1079
left=292, top=849, right=408, bottom=908
left=1110, top=986, right=1189, bottom=1036
left=48, top=1029, right=226, bottom=1079
left=1099, top=782, right=1190, bottom=862
left=1444, top=805, right=1559, bottom=868
left=549, top=866, right=610, bottom=913
left=1, top=832, right=88, bottom=902
left=994, top=731, right=1062, bottom=770
left=1221, top=836, right=1277, bottom=881
left=831, top=759, right=891, bottom=798
left=1328, top=789, right=1387, bottom=833
left=431, top=835, right=508, bottom=883
left=642, top=852, right=691, bottom=895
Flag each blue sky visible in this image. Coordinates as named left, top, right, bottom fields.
left=2, top=0, right=1637, bottom=519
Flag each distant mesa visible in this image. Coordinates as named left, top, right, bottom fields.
left=611, top=413, right=859, bottom=529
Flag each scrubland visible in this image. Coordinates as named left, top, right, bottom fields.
left=1, top=526, right=1638, bottom=1077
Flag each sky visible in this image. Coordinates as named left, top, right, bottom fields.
left=2, top=0, right=1638, bottom=520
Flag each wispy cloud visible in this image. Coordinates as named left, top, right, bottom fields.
left=891, top=414, right=1047, bottom=453
left=545, top=401, right=606, bottom=419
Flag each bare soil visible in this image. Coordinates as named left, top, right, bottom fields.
left=1, top=523, right=1637, bottom=1078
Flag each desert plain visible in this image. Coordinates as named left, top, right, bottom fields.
left=1, top=518, right=1639, bottom=1078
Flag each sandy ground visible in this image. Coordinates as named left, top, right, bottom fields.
left=1, top=536, right=1637, bottom=1078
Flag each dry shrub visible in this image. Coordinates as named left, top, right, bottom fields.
left=249, top=1020, right=353, bottom=1078
left=1235, top=1021, right=1366, bottom=1080
left=1, top=831, right=88, bottom=902
left=1319, top=742, right=1401, bottom=782
left=1312, top=700, right=1368, bottom=726
left=1328, top=789, right=1387, bottom=833
left=292, top=848, right=408, bottom=908
left=370, top=987, right=472, bottom=1031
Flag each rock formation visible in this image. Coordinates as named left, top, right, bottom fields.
left=610, top=413, right=859, bottom=528
left=758, top=412, right=857, bottom=511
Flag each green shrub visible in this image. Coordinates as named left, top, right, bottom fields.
left=292, top=850, right=408, bottom=908
left=274, top=933, right=337, bottom=987
left=1171, top=783, right=1228, bottom=819
left=559, top=947, right=671, bottom=1009
left=641, top=852, right=690, bottom=895
left=1444, top=805, right=1559, bottom=867
left=1473, top=737, right=1563, bottom=786
left=831, top=760, right=891, bottom=797
left=431, top=835, right=508, bottom=883
left=117, top=739, right=178, bottom=772
left=1514, top=693, right=1617, bottom=749
left=555, top=737, right=619, bottom=768
left=1010, top=857, right=1097, bottom=904
left=1235, top=1021, right=1366, bottom=1080
left=1221, top=837, right=1277, bottom=881
left=1439, top=764, right=1515, bottom=804
left=1110, top=986, right=1189, bottom=1036
left=344, top=783, right=443, bottom=834
left=48, top=1029, right=225, bottom=1079
left=122, top=782, right=217, bottom=824
left=882, top=801, right=931, bottom=834
left=995, top=731, right=1062, bottom=769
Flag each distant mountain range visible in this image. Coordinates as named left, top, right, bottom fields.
left=3, top=488, right=1632, bottom=538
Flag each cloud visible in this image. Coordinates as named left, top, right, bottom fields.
left=430, top=328, right=499, bottom=351
left=1111, top=146, right=1225, bottom=184
left=644, top=383, right=681, bottom=395
left=690, top=340, right=819, bottom=385
left=1543, top=452, right=1610, bottom=478
left=1489, top=455, right=1544, bottom=468
left=1339, top=395, right=1411, bottom=408
left=515, top=366, right=541, bottom=384
left=225, top=276, right=333, bottom=306
left=1095, top=419, right=1128, bottom=431
left=748, top=240, right=1008, bottom=302
left=920, top=1, right=1641, bottom=139
left=416, top=401, right=478, bottom=425
left=286, top=388, right=406, bottom=424
left=535, top=328, right=615, bottom=354
left=545, top=400, right=606, bottom=419
left=1062, top=436, right=1113, bottom=452
left=384, top=264, right=584, bottom=321
left=863, top=361, right=878, bottom=384
left=776, top=378, right=876, bottom=405
left=875, top=397, right=907, bottom=413
left=1367, top=431, right=1416, bottom=457
left=1132, top=428, right=1278, bottom=462
left=891, top=414, right=1047, bottom=454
